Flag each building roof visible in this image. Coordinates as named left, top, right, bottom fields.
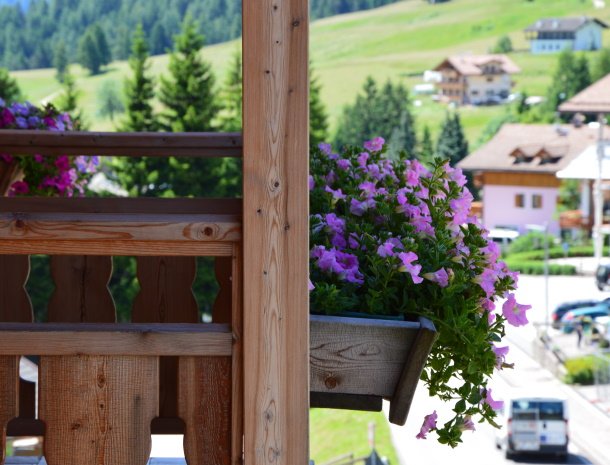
left=524, top=17, right=608, bottom=33
left=433, top=54, right=521, bottom=76
left=457, top=123, right=607, bottom=174
left=559, top=73, right=610, bottom=114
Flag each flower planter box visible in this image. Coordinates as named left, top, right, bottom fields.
left=310, top=314, right=437, bottom=425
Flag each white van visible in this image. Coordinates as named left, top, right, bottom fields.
left=495, top=396, right=569, bottom=461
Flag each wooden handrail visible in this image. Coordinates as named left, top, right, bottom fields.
left=0, top=322, right=233, bottom=356
left=0, top=130, right=243, bottom=157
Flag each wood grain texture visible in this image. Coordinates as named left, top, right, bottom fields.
left=0, top=255, right=33, bottom=322
left=49, top=256, right=115, bottom=323
left=0, top=214, right=241, bottom=243
left=212, top=257, right=232, bottom=324
left=309, top=315, right=420, bottom=397
left=242, top=0, right=309, bottom=463
left=179, top=357, right=232, bottom=465
left=0, top=131, right=242, bottom=157
left=133, top=256, right=198, bottom=422
left=229, top=245, right=243, bottom=465
left=0, top=356, right=19, bottom=465
left=39, top=355, right=159, bottom=465
left=0, top=240, right=234, bottom=257
left=388, top=317, right=438, bottom=426
left=0, top=323, right=232, bottom=356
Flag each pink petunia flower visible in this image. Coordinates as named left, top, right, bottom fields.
left=492, top=344, right=510, bottom=369
left=482, top=388, right=504, bottom=411
left=423, top=268, right=450, bottom=287
left=459, top=415, right=476, bottom=432
left=416, top=410, right=438, bottom=439
left=397, top=251, right=423, bottom=284
left=502, top=293, right=531, bottom=327
left=363, top=136, right=385, bottom=153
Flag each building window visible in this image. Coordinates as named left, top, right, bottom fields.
left=515, top=194, right=525, bottom=208
left=532, top=194, right=543, bottom=209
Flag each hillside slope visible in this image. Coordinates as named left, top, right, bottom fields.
left=11, top=0, right=610, bottom=141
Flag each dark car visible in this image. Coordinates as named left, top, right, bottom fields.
left=551, top=299, right=603, bottom=329
left=596, top=264, right=610, bottom=290
left=560, top=304, right=610, bottom=333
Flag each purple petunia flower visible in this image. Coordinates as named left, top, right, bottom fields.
left=363, top=136, right=385, bottom=153
left=416, top=410, right=437, bottom=440
left=502, top=293, right=530, bottom=327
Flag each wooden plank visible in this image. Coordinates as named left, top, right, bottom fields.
left=0, top=131, right=243, bottom=157
left=309, top=393, right=382, bottom=412
left=482, top=171, right=561, bottom=188
left=229, top=245, right=244, bottom=465
left=0, top=323, right=232, bottom=356
left=133, top=256, right=198, bottom=424
left=0, top=214, right=241, bottom=243
left=242, top=0, right=309, bottom=463
left=0, top=197, right=242, bottom=216
left=0, top=240, right=234, bottom=257
left=388, top=317, right=438, bottom=426
left=179, top=357, right=232, bottom=465
left=212, top=256, right=232, bottom=323
left=0, top=356, right=19, bottom=465
left=40, top=355, right=159, bottom=465
left=309, top=315, right=420, bottom=398
left=0, top=255, right=33, bottom=323
left=48, top=256, right=115, bottom=323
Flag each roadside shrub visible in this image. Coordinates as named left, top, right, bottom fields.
left=503, top=260, right=576, bottom=275
left=564, top=356, right=598, bottom=385
left=508, top=232, right=557, bottom=255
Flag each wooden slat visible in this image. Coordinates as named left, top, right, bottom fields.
left=179, top=357, right=232, bottom=465
left=388, top=317, right=438, bottom=426
left=0, top=131, right=243, bottom=157
left=0, top=240, right=234, bottom=257
left=229, top=245, right=244, bottom=465
left=0, top=214, right=241, bottom=243
left=132, top=257, right=198, bottom=324
left=40, top=355, right=159, bottom=465
left=0, top=323, right=232, bottom=356
left=133, top=256, right=198, bottom=424
left=0, top=197, right=242, bottom=215
left=212, top=257, right=232, bottom=323
left=0, top=356, right=19, bottom=465
left=242, top=0, right=310, bottom=463
left=48, top=256, right=115, bottom=323
left=0, top=255, right=33, bottom=322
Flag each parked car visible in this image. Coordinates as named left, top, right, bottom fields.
left=596, top=263, right=610, bottom=290
left=551, top=299, right=603, bottom=329
left=495, top=396, right=569, bottom=461
left=560, top=304, right=610, bottom=333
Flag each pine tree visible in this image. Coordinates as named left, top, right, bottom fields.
left=216, top=50, right=242, bottom=132
left=120, top=24, right=158, bottom=132
left=592, top=48, right=610, bottom=82
left=309, top=66, right=329, bottom=148
left=0, top=67, right=22, bottom=104
left=56, top=71, right=87, bottom=129
left=418, top=125, right=434, bottom=166
left=334, top=77, right=416, bottom=152
left=572, top=55, right=591, bottom=94
left=92, top=24, right=112, bottom=68
left=159, top=16, right=218, bottom=132
left=54, top=41, right=68, bottom=83
left=545, top=50, right=590, bottom=113
left=436, top=112, right=468, bottom=166
left=78, top=30, right=102, bottom=75
left=97, top=80, right=125, bottom=122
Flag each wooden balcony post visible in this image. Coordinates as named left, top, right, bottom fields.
left=242, top=0, right=310, bottom=463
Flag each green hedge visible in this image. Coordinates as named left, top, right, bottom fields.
left=506, top=245, right=601, bottom=261
left=564, top=356, right=599, bottom=385
left=503, top=260, right=577, bottom=275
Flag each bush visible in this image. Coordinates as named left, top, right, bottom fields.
left=503, top=259, right=576, bottom=275
left=564, top=356, right=598, bottom=385
left=508, top=232, right=557, bottom=255
left=491, top=35, right=513, bottom=54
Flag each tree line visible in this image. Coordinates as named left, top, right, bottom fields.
left=0, top=0, right=400, bottom=71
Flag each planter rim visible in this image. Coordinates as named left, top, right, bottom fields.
left=309, top=313, right=422, bottom=330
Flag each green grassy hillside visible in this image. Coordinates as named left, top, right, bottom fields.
left=10, top=0, right=610, bottom=143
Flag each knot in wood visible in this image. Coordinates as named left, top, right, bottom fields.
left=324, top=374, right=338, bottom=390
left=14, top=219, right=25, bottom=229
left=71, top=422, right=81, bottom=431
left=97, top=374, right=106, bottom=387
left=203, top=226, right=214, bottom=237
left=360, top=344, right=381, bottom=356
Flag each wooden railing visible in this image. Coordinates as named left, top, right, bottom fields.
left=0, top=131, right=243, bottom=465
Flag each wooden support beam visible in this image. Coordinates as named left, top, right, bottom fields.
left=0, top=323, right=232, bottom=356
left=242, top=0, right=309, bottom=464
left=0, top=131, right=243, bottom=157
